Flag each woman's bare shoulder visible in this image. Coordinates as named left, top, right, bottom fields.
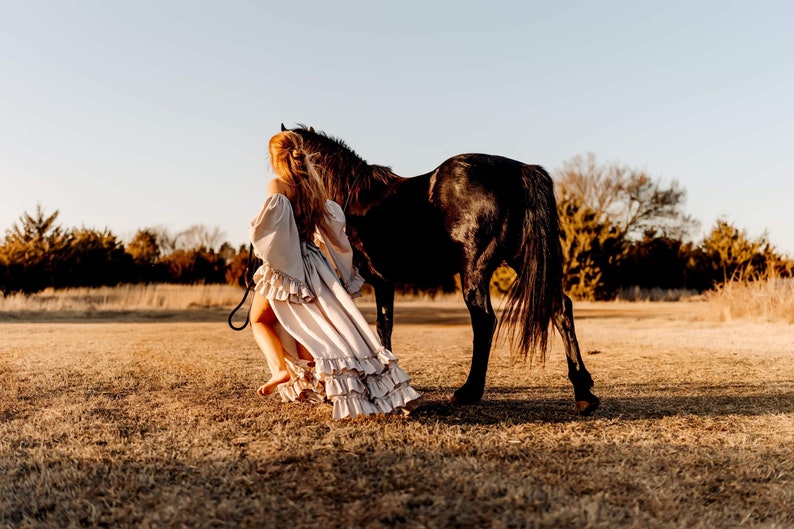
left=267, top=178, right=292, bottom=198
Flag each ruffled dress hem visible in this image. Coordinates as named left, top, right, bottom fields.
left=252, top=262, right=314, bottom=303
left=275, top=347, right=421, bottom=419
left=275, top=360, right=325, bottom=404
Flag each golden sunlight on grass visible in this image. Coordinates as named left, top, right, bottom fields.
left=1, top=298, right=793, bottom=527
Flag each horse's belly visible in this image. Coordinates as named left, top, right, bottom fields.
left=360, top=234, right=459, bottom=287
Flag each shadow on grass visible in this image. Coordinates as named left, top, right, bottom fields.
left=409, top=383, right=794, bottom=426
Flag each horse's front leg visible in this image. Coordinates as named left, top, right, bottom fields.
left=553, top=294, right=600, bottom=415
left=451, top=275, right=496, bottom=406
left=372, top=280, right=395, bottom=350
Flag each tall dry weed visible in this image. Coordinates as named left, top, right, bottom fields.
left=705, top=275, right=794, bottom=323
left=0, top=284, right=244, bottom=312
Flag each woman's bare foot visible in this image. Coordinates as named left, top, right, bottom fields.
left=257, top=370, right=291, bottom=396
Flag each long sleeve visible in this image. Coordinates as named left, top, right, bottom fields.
left=315, top=200, right=365, bottom=298
left=249, top=194, right=314, bottom=303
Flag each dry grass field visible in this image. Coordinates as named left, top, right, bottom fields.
left=1, top=292, right=793, bottom=528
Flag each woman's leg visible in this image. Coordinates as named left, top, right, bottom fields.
left=250, top=293, right=291, bottom=396
left=296, top=342, right=314, bottom=361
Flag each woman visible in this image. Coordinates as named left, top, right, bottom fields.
left=248, top=131, right=421, bottom=419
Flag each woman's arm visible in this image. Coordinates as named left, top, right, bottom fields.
left=316, top=200, right=364, bottom=298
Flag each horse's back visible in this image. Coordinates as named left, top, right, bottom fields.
left=431, top=153, right=546, bottom=195
left=428, top=153, right=549, bottom=249
left=348, top=152, right=551, bottom=284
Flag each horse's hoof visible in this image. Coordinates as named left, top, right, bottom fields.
left=449, top=394, right=467, bottom=406
left=450, top=390, right=482, bottom=406
left=575, top=399, right=600, bottom=416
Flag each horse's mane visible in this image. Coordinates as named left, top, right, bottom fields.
left=293, top=125, right=399, bottom=209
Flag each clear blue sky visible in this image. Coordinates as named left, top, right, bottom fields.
left=2, top=1, right=793, bottom=255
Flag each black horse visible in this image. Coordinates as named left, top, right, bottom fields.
left=285, top=124, right=600, bottom=415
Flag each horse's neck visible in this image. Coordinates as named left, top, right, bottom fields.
left=312, top=140, right=401, bottom=211
left=344, top=166, right=401, bottom=215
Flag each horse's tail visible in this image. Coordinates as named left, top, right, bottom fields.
left=497, top=165, right=563, bottom=365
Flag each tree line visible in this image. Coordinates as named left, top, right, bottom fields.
left=2, top=154, right=791, bottom=299
left=0, top=206, right=250, bottom=295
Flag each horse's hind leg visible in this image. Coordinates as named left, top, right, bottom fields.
left=450, top=265, right=497, bottom=406
left=553, top=294, right=600, bottom=415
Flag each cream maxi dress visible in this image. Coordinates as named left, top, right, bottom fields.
left=249, top=193, right=421, bottom=419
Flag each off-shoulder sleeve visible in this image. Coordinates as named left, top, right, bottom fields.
left=315, top=200, right=365, bottom=298
left=249, top=194, right=314, bottom=303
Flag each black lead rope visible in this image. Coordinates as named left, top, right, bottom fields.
left=227, top=243, right=256, bottom=331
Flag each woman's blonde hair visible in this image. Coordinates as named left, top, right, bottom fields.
left=269, top=131, right=327, bottom=240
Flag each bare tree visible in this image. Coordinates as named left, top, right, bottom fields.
left=145, top=226, right=179, bottom=256
left=556, top=153, right=697, bottom=240
left=176, top=225, right=226, bottom=252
